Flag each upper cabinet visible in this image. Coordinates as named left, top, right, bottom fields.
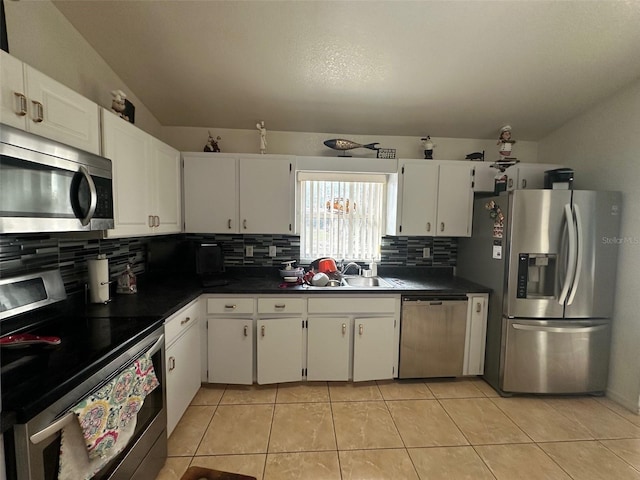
left=387, top=160, right=474, bottom=237
left=473, top=162, right=565, bottom=193
left=183, top=153, right=294, bottom=235
left=0, top=50, right=100, bottom=155
left=102, top=109, right=181, bottom=237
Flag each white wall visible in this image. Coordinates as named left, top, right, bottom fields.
left=539, top=78, right=640, bottom=413
left=3, top=0, right=164, bottom=138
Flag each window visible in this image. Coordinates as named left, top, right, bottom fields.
left=299, top=172, right=385, bottom=262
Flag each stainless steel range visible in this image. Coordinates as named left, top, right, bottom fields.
left=1, top=270, right=167, bottom=480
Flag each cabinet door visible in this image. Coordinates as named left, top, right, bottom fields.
left=166, top=320, right=201, bottom=436
left=437, top=163, right=474, bottom=237
left=307, top=317, right=351, bottom=381
left=256, top=318, right=303, bottom=384
left=150, top=138, right=181, bottom=234
left=353, top=317, right=395, bottom=382
left=0, top=50, right=27, bottom=129
left=25, top=65, right=100, bottom=154
left=399, top=162, right=438, bottom=235
left=240, top=157, right=293, bottom=234
left=464, top=295, right=488, bottom=376
left=183, top=155, right=238, bottom=233
left=208, top=317, right=253, bottom=385
left=102, top=110, right=151, bottom=237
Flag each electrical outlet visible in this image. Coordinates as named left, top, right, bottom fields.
left=245, top=245, right=253, bottom=257
left=423, top=247, right=431, bottom=258
left=268, top=245, right=277, bottom=257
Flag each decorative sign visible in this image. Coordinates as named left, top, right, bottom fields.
left=377, top=148, right=396, bottom=159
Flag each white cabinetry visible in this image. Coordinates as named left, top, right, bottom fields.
left=473, top=163, right=566, bottom=193
left=206, top=297, right=255, bottom=385
left=387, top=160, right=474, bottom=237
left=307, top=296, right=400, bottom=382
left=0, top=50, right=100, bottom=154
left=463, top=294, right=489, bottom=375
left=183, top=153, right=294, bottom=234
left=165, top=299, right=202, bottom=436
left=256, top=298, right=304, bottom=384
left=102, top=109, right=181, bottom=237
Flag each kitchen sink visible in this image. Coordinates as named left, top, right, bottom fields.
left=341, top=276, right=392, bottom=288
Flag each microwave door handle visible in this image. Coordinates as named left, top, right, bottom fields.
left=567, top=204, right=583, bottom=305
left=30, top=411, right=76, bottom=445
left=76, top=166, right=97, bottom=226
left=558, top=203, right=577, bottom=305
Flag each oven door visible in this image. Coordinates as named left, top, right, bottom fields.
left=10, top=327, right=166, bottom=480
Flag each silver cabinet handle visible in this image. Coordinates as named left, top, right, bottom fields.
left=261, top=325, right=265, bottom=337
left=359, top=324, right=363, bottom=335
left=426, top=222, right=431, bottom=232
left=155, top=215, right=160, bottom=227
left=508, top=178, right=514, bottom=188
left=168, top=356, right=176, bottom=371
left=32, top=100, right=44, bottom=122
left=228, top=219, right=232, bottom=229
left=224, top=304, right=237, bottom=309
left=14, top=92, right=27, bottom=116
left=342, top=323, right=346, bottom=335
left=148, top=215, right=154, bottom=227
left=440, top=222, right=445, bottom=232
left=521, top=179, right=527, bottom=189
left=180, top=316, right=191, bottom=326
left=476, top=302, right=482, bottom=313
left=243, top=219, right=247, bottom=230
left=274, top=304, right=286, bottom=309
left=244, top=325, right=248, bottom=337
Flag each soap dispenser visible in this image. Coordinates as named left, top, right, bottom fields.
left=369, top=259, right=378, bottom=277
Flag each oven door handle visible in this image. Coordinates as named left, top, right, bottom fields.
left=148, top=333, right=164, bottom=356
left=30, top=412, right=76, bottom=445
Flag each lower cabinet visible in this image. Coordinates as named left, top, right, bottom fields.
left=208, top=317, right=254, bottom=385
left=165, top=299, right=202, bottom=436
left=256, top=317, right=303, bottom=384
left=306, top=317, right=351, bottom=381
left=463, top=294, right=489, bottom=375
left=352, top=316, right=396, bottom=382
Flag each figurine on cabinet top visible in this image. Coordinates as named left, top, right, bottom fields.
left=256, top=120, right=267, bottom=154
left=204, top=131, right=221, bottom=152
left=110, top=89, right=135, bottom=123
left=420, top=135, right=435, bottom=159
left=497, top=125, right=516, bottom=161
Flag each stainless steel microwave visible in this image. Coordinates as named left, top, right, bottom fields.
left=0, top=124, right=114, bottom=233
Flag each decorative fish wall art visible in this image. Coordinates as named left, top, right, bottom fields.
left=323, top=139, right=380, bottom=156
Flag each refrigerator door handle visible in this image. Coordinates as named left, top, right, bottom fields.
left=512, top=323, right=608, bottom=333
left=559, top=204, right=577, bottom=305
left=567, top=204, right=583, bottom=305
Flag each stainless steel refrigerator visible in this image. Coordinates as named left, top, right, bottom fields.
left=458, top=189, right=622, bottom=394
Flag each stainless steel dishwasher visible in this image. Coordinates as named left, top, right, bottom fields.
left=399, top=296, right=468, bottom=378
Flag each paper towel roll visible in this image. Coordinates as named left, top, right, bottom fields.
left=88, top=256, right=110, bottom=303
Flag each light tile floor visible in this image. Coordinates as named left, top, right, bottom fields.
left=155, top=378, right=640, bottom=480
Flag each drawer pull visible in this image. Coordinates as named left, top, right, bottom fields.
left=476, top=302, right=482, bottom=313
left=168, top=356, right=176, bottom=372
left=32, top=100, right=44, bottom=122
left=274, top=304, right=286, bottom=309
left=359, top=324, right=363, bottom=335
left=228, top=218, right=232, bottom=229
left=224, top=304, right=237, bottom=309
left=244, top=325, right=249, bottom=337
left=14, top=92, right=27, bottom=116
left=261, top=325, right=265, bottom=337
left=180, top=316, right=191, bottom=325
left=342, top=323, right=346, bottom=335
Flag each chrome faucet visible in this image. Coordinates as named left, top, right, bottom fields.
left=341, top=262, right=362, bottom=276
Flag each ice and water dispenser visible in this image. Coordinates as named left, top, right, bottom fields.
left=516, top=253, right=558, bottom=299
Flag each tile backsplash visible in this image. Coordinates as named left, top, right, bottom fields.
left=0, top=233, right=457, bottom=294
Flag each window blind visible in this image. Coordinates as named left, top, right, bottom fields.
left=299, top=174, right=385, bottom=262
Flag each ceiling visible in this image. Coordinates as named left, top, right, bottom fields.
left=52, top=1, right=640, bottom=141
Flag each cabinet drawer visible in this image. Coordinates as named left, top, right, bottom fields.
left=207, top=297, right=255, bottom=314
left=308, top=297, right=397, bottom=314
left=257, top=298, right=305, bottom=314
left=165, top=300, right=200, bottom=345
